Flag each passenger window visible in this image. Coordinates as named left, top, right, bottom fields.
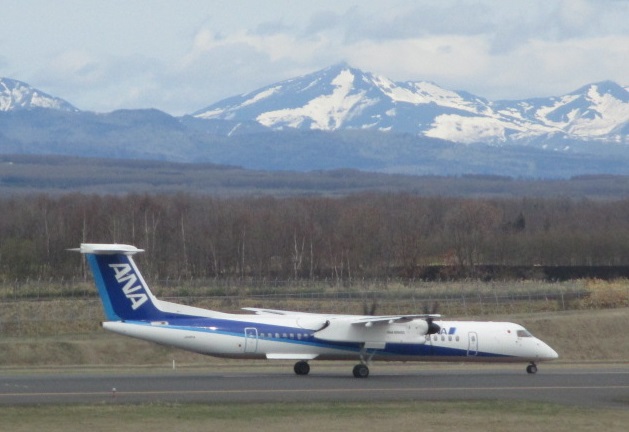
left=448, top=336, right=452, bottom=342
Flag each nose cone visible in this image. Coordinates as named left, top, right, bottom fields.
left=537, top=340, right=559, bottom=361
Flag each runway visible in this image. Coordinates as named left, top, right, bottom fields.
left=1, top=364, right=628, bottom=408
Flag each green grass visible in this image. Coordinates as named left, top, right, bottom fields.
left=3, top=401, right=628, bottom=432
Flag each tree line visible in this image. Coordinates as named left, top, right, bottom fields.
left=1, top=193, right=629, bottom=281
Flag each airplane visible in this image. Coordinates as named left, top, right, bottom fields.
left=73, top=243, right=559, bottom=378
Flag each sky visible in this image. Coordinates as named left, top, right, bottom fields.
left=1, top=0, right=627, bottom=115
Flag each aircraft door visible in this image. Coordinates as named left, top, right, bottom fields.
left=244, top=327, right=258, bottom=353
left=467, top=332, right=478, bottom=356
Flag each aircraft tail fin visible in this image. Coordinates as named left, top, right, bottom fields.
left=74, top=243, right=166, bottom=321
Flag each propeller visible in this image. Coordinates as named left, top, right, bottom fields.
left=424, top=302, right=441, bottom=335
left=362, top=299, right=378, bottom=316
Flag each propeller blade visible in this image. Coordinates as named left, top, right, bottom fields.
left=424, top=302, right=441, bottom=334
left=362, top=299, right=378, bottom=316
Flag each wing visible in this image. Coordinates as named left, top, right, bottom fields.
left=243, top=307, right=441, bottom=343
left=243, top=308, right=440, bottom=323
left=350, top=314, right=441, bottom=326
left=242, top=307, right=322, bottom=316
left=314, top=314, right=441, bottom=346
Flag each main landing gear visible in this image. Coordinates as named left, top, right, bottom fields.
left=352, top=363, right=369, bottom=378
left=294, top=360, right=310, bottom=376
left=294, top=345, right=375, bottom=378
left=526, top=362, right=538, bottom=374
left=293, top=361, right=371, bottom=378
left=353, top=345, right=375, bottom=378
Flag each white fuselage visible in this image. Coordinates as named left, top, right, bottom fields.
left=102, top=313, right=558, bottom=364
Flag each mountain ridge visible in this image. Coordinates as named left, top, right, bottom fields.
left=2, top=65, right=627, bottom=147
left=1, top=66, right=628, bottom=179
left=193, top=64, right=629, bottom=147
left=0, top=77, right=78, bottom=112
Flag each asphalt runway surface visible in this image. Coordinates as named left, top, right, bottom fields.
left=1, top=364, right=628, bottom=408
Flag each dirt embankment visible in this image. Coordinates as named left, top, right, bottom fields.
left=518, top=308, right=629, bottom=362
left=1, top=308, right=627, bottom=368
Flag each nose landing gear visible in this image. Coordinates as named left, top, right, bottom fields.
left=526, top=362, right=538, bottom=374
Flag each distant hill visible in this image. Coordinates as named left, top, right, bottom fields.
left=3, top=154, right=629, bottom=199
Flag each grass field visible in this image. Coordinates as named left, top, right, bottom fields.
left=3, top=400, right=629, bottom=432
left=1, top=307, right=627, bottom=367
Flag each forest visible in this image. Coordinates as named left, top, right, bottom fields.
left=2, top=192, right=629, bottom=283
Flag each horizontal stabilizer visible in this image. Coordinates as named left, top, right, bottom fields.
left=70, top=243, right=144, bottom=255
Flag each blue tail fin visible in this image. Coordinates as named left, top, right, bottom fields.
left=76, top=244, right=166, bottom=321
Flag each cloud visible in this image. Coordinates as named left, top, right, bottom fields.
left=346, top=36, right=490, bottom=82
left=253, top=19, right=293, bottom=36
left=32, top=50, right=173, bottom=112
left=45, top=51, right=106, bottom=85
left=92, top=0, right=629, bottom=114
left=492, top=35, right=629, bottom=97
left=6, top=0, right=627, bottom=114
left=176, top=27, right=343, bottom=99
left=304, top=10, right=341, bottom=35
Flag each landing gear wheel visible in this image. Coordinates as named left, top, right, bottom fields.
left=526, top=363, right=538, bottom=374
left=353, top=364, right=369, bottom=378
left=294, top=361, right=310, bottom=376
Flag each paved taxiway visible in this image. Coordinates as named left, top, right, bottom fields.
left=1, top=365, right=627, bottom=408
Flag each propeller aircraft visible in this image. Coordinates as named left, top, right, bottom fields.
left=74, top=243, right=558, bottom=377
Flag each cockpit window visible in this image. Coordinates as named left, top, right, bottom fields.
left=517, top=329, right=532, bottom=338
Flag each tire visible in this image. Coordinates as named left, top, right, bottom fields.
left=352, top=364, right=369, bottom=378
left=294, top=361, right=310, bottom=376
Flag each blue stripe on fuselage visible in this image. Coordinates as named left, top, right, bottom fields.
left=116, top=318, right=512, bottom=359
left=121, top=317, right=363, bottom=353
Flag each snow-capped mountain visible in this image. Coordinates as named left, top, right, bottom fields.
left=0, top=77, right=78, bottom=112
left=1, top=70, right=628, bottom=178
left=491, top=80, right=629, bottom=145
left=192, top=64, right=629, bottom=146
